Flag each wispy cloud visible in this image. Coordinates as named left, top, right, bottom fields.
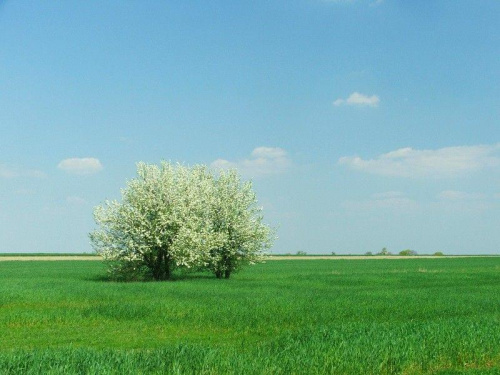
left=338, top=143, right=500, bottom=178
left=333, top=92, right=380, bottom=107
left=438, top=190, right=485, bottom=201
left=371, top=191, right=405, bottom=199
left=15, top=188, right=35, bottom=195
left=322, top=0, right=383, bottom=6
left=211, top=147, right=291, bottom=178
left=321, top=0, right=355, bottom=3
left=343, top=192, right=418, bottom=211
left=66, top=196, right=87, bottom=205
left=0, top=163, right=46, bottom=179
left=432, top=192, right=491, bottom=213
left=58, top=158, right=103, bottom=175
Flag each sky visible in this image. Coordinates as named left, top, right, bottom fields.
left=1, top=1, right=500, bottom=254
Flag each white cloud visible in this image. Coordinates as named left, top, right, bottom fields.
left=333, top=92, right=380, bottom=107
left=211, top=159, right=236, bottom=170
left=58, top=158, right=103, bottom=175
left=371, top=191, right=405, bottom=199
left=15, top=188, right=35, bottom=195
left=343, top=196, right=418, bottom=212
left=251, top=147, right=288, bottom=159
left=322, top=0, right=383, bottom=6
left=438, top=191, right=485, bottom=201
left=338, top=143, right=500, bottom=178
left=321, top=0, right=354, bottom=3
left=432, top=194, right=491, bottom=213
left=211, top=147, right=291, bottom=178
left=0, top=163, right=46, bottom=179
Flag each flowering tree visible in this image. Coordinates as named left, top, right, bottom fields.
left=90, top=162, right=273, bottom=280
left=205, top=170, right=273, bottom=279
left=90, top=162, right=214, bottom=280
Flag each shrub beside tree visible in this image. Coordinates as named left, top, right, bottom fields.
left=90, top=162, right=273, bottom=281
left=204, top=170, right=273, bottom=279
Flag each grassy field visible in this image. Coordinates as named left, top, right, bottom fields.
left=0, top=253, right=98, bottom=260
left=0, top=258, right=499, bottom=374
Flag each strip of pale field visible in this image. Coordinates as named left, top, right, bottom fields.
left=0, top=256, right=100, bottom=261
left=0, top=255, right=498, bottom=261
left=269, top=255, right=499, bottom=260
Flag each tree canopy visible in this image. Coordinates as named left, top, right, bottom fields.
left=90, top=162, right=273, bottom=280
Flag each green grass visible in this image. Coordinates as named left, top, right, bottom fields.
left=0, top=259, right=499, bottom=374
left=0, top=253, right=98, bottom=257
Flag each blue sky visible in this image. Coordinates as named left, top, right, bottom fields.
left=1, top=1, right=499, bottom=254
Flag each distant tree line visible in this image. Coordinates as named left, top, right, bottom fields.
left=364, top=248, right=445, bottom=256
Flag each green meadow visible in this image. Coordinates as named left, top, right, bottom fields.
left=0, top=258, right=499, bottom=374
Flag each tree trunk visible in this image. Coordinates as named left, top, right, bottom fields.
left=152, top=248, right=171, bottom=281
left=164, top=254, right=171, bottom=280
left=224, top=270, right=231, bottom=279
left=215, top=270, right=223, bottom=279
left=152, top=254, right=162, bottom=280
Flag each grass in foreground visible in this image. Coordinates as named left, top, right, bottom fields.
left=0, top=253, right=98, bottom=257
left=0, top=258, right=499, bottom=374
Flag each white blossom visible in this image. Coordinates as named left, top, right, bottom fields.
left=90, top=162, right=273, bottom=280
